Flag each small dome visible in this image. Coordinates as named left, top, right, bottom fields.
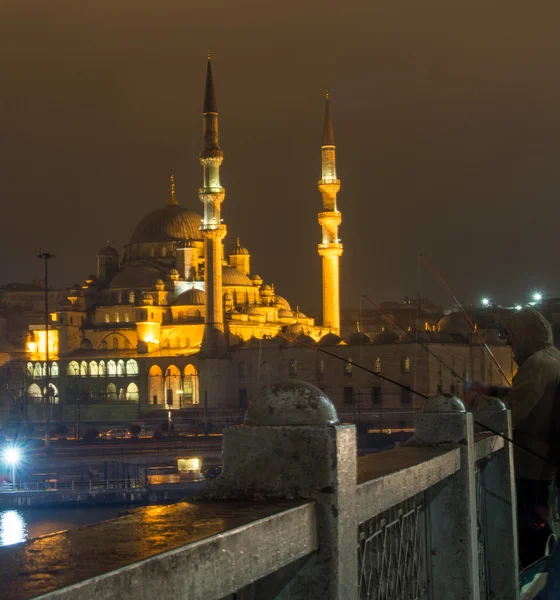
left=346, top=331, right=372, bottom=345
left=174, top=288, right=206, bottom=306
left=438, top=314, right=472, bottom=335
left=318, top=332, right=343, bottom=346
left=295, top=333, right=315, bottom=345
left=273, top=295, right=291, bottom=311
left=278, top=308, right=294, bottom=318
left=294, top=310, right=307, bottom=319
left=244, top=381, right=339, bottom=427
left=261, top=284, right=272, bottom=292
left=108, top=262, right=169, bottom=289
left=372, top=331, right=398, bottom=345
left=222, top=266, right=253, bottom=286
left=284, top=323, right=304, bottom=339
left=230, top=239, right=250, bottom=256
left=251, top=274, right=263, bottom=285
left=98, top=244, right=119, bottom=257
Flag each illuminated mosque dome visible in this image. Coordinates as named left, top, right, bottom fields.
left=174, top=288, right=206, bottom=306
left=129, top=204, right=203, bottom=245
left=222, top=266, right=253, bottom=286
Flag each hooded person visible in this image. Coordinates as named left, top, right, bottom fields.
left=473, top=307, right=560, bottom=567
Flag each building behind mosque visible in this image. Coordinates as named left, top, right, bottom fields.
left=5, top=56, right=513, bottom=431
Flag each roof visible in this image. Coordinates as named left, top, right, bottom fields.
left=128, top=204, right=203, bottom=245
left=174, top=288, right=206, bottom=306
left=222, top=266, right=253, bottom=287
left=97, top=244, right=119, bottom=257
left=107, top=262, right=170, bottom=289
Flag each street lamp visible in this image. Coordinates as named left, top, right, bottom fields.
left=3, top=446, right=20, bottom=487
left=37, top=251, right=55, bottom=451
left=481, top=297, right=490, bottom=307
left=533, top=292, right=543, bottom=303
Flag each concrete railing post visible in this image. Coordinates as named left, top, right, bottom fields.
left=475, top=397, right=519, bottom=599
left=412, top=393, right=479, bottom=600
left=202, top=381, right=357, bottom=600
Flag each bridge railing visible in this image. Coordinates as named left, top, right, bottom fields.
left=0, top=478, right=145, bottom=493
left=1, top=386, right=518, bottom=600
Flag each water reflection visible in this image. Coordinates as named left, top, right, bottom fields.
left=0, top=510, right=27, bottom=546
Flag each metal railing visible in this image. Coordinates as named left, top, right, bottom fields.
left=0, top=478, right=145, bottom=493
left=1, top=388, right=518, bottom=600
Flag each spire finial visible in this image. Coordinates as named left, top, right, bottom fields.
left=203, top=52, right=217, bottom=113
left=208, top=49, right=211, bottom=61
left=322, top=90, right=335, bottom=146
left=236, top=237, right=240, bottom=246
left=169, top=175, right=178, bottom=206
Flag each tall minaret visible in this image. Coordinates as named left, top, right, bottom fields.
left=317, top=91, right=343, bottom=334
left=199, top=52, right=227, bottom=357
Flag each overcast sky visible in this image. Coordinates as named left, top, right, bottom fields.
left=1, top=1, right=559, bottom=312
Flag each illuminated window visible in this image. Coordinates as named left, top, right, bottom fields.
left=124, top=313, right=130, bottom=323
left=374, top=358, right=381, bottom=373
left=117, top=360, right=125, bottom=376
left=27, top=362, right=33, bottom=377
left=119, top=388, right=125, bottom=401
left=80, top=361, right=87, bottom=376
left=115, top=313, right=120, bottom=323
left=33, top=363, right=42, bottom=379
left=107, top=361, right=117, bottom=376
left=129, top=291, right=135, bottom=304
left=288, top=359, right=297, bottom=376
left=99, top=360, right=106, bottom=376
left=106, top=383, right=117, bottom=401
left=67, top=361, right=79, bottom=376
left=89, top=361, right=98, bottom=376
left=104, top=314, right=109, bottom=323
left=126, top=359, right=138, bottom=376
left=126, top=382, right=139, bottom=401
left=401, top=356, right=411, bottom=373
left=50, top=362, right=59, bottom=377
left=371, top=386, right=382, bottom=405
left=344, top=358, right=353, bottom=376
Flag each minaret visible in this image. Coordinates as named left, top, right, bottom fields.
left=317, top=91, right=343, bottom=334
left=199, top=52, right=227, bottom=357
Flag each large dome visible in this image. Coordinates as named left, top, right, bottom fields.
left=222, top=266, right=253, bottom=286
left=129, top=205, right=203, bottom=244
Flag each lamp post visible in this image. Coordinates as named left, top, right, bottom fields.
left=37, top=251, right=54, bottom=450
left=3, top=447, right=20, bottom=487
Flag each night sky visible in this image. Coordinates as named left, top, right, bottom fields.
left=1, top=1, right=560, bottom=312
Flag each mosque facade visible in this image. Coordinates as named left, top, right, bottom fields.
left=19, top=56, right=512, bottom=428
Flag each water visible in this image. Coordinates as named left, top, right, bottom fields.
left=0, top=505, right=135, bottom=547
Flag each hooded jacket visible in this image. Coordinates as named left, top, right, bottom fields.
left=501, top=308, right=560, bottom=480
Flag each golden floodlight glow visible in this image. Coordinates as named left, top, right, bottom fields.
left=27, top=342, right=37, bottom=353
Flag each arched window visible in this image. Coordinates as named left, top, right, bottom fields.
left=344, top=358, right=353, bottom=376
left=374, top=358, right=381, bottom=373
left=119, top=388, right=125, bottom=401
left=80, top=361, right=87, bottom=377
left=288, top=359, right=297, bottom=376
left=33, top=363, right=42, bottom=379
left=401, top=356, right=411, bottom=373
left=106, top=383, right=117, bottom=401
left=126, top=382, right=139, bottom=401
left=27, top=362, right=33, bottom=377
left=174, top=337, right=181, bottom=348
left=316, top=359, right=325, bottom=375
left=107, top=360, right=117, bottom=376
left=162, top=338, right=170, bottom=349
left=117, top=360, right=125, bottom=376
left=195, top=310, right=201, bottom=317
left=161, top=247, right=167, bottom=257
left=89, top=361, right=98, bottom=377
left=129, top=291, right=135, bottom=304
left=28, top=383, right=42, bottom=402
left=100, top=340, right=108, bottom=350
left=116, top=292, right=122, bottom=304
left=124, top=313, right=130, bottom=323
left=51, top=362, right=59, bottom=377
left=68, top=361, right=79, bottom=376
left=126, top=359, right=138, bottom=376
left=115, top=313, right=120, bottom=323
left=104, top=314, right=110, bottom=323
left=99, top=360, right=106, bottom=376
left=112, top=337, right=119, bottom=350
left=238, top=361, right=247, bottom=378
left=45, top=383, right=59, bottom=404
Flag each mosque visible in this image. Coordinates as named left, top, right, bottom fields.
left=23, top=55, right=346, bottom=422
left=22, top=56, right=512, bottom=429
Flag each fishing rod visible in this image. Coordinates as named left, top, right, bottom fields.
left=421, top=254, right=512, bottom=386
left=361, top=293, right=461, bottom=380
left=285, top=333, right=557, bottom=469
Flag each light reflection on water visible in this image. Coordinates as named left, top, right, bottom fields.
left=0, top=505, right=135, bottom=547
